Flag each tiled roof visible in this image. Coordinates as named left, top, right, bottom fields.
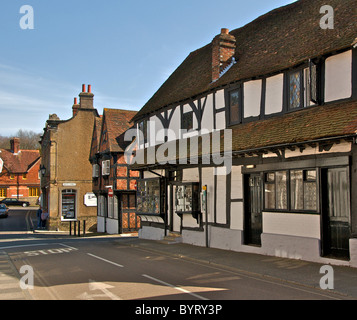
left=230, top=100, right=357, bottom=153
left=103, top=108, right=137, bottom=153
left=0, top=149, right=40, bottom=173
left=132, top=0, right=357, bottom=122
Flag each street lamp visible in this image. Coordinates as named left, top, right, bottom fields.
left=40, top=165, right=46, bottom=177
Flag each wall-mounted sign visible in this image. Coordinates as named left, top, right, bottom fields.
left=84, top=192, right=97, bottom=207
left=63, top=183, right=76, bottom=187
left=0, top=158, right=3, bottom=174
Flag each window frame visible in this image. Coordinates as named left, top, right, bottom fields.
left=182, top=111, right=194, bottom=132
left=263, top=168, right=319, bottom=213
left=263, top=171, right=288, bottom=211
left=138, top=119, right=148, bottom=145
left=286, top=62, right=321, bottom=112
left=287, top=68, right=304, bottom=110
left=0, top=188, right=7, bottom=198
left=61, top=189, right=77, bottom=222
left=227, top=85, right=243, bottom=126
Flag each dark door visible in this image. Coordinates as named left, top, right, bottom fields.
left=245, top=174, right=263, bottom=246
left=119, top=193, right=140, bottom=233
left=322, top=167, right=351, bottom=259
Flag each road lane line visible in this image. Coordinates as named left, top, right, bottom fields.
left=87, top=253, right=124, bottom=268
left=59, top=243, right=78, bottom=250
left=142, top=274, right=209, bottom=300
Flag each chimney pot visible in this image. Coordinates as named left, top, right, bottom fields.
left=82, top=84, right=86, bottom=93
left=74, top=97, right=78, bottom=105
left=211, top=28, right=236, bottom=82
left=10, top=137, right=20, bottom=154
left=88, top=85, right=92, bottom=93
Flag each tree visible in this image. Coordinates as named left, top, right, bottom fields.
left=0, top=130, right=41, bottom=150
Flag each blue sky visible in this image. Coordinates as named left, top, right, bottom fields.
left=0, top=0, right=296, bottom=136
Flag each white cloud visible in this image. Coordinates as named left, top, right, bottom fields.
left=0, top=63, right=77, bottom=136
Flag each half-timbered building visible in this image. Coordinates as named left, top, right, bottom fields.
left=89, top=108, right=140, bottom=234
left=128, top=0, right=357, bottom=266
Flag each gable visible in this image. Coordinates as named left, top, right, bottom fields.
left=90, top=117, right=103, bottom=160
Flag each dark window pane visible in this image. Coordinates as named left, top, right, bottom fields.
left=230, top=90, right=239, bottom=123
left=304, top=182, right=317, bottom=211
left=182, top=112, right=193, bottom=131
left=265, top=183, right=275, bottom=209
left=290, top=170, right=304, bottom=210
left=276, top=171, right=287, bottom=209
left=289, top=71, right=301, bottom=109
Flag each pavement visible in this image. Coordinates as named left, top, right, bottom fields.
left=0, top=251, right=32, bottom=300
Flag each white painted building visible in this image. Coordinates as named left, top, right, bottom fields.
left=128, top=0, right=357, bottom=267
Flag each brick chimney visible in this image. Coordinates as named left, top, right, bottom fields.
left=10, top=137, right=20, bottom=154
left=72, top=97, right=80, bottom=117
left=212, top=28, right=236, bottom=82
left=79, top=84, right=94, bottom=109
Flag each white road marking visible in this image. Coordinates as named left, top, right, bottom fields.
left=59, top=243, right=78, bottom=250
left=87, top=253, right=124, bottom=268
left=78, top=280, right=122, bottom=300
left=142, top=274, right=209, bottom=300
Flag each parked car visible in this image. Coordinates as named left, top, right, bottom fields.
left=0, top=204, right=9, bottom=218
left=0, top=198, right=30, bottom=207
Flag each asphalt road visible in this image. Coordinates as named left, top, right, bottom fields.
left=0, top=209, right=353, bottom=307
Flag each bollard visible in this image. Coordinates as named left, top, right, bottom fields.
left=74, top=221, right=77, bottom=236
left=78, top=221, right=80, bottom=237
left=83, top=220, right=86, bottom=237
left=69, top=221, right=72, bottom=236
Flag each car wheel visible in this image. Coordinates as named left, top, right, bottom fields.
left=22, top=203, right=27, bottom=207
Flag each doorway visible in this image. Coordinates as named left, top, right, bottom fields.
left=321, top=167, right=351, bottom=259
left=244, top=174, right=263, bottom=246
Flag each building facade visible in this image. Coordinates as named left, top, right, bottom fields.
left=40, top=85, right=99, bottom=231
left=0, top=138, right=40, bottom=205
left=128, top=0, right=357, bottom=267
left=89, top=108, right=140, bottom=234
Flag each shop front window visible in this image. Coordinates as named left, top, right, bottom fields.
left=137, top=178, right=162, bottom=215
left=61, top=189, right=76, bottom=221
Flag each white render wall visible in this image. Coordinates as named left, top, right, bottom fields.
left=244, top=80, right=262, bottom=118
left=201, top=94, right=214, bottom=132
left=325, top=50, right=352, bottom=102
left=263, top=212, right=321, bottom=239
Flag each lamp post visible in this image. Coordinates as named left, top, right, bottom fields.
left=40, top=165, right=46, bottom=177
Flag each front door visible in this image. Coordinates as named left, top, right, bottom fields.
left=245, top=174, right=263, bottom=246
left=322, top=167, right=351, bottom=259
left=119, top=193, right=140, bottom=233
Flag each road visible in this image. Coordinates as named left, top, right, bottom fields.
left=0, top=208, right=354, bottom=307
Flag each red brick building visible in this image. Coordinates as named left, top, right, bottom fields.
left=89, top=108, right=140, bottom=234
left=0, top=138, right=41, bottom=205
